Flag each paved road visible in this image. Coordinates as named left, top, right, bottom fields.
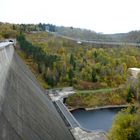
left=48, top=31, right=140, bottom=47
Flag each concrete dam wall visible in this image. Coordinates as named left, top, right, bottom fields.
left=0, top=42, right=74, bottom=140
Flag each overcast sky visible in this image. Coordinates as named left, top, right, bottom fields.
left=1, top=0, right=140, bottom=34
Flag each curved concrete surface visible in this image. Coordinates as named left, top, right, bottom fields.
left=0, top=43, right=74, bottom=140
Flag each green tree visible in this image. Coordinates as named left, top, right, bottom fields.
left=91, top=69, right=98, bottom=82
left=109, top=107, right=140, bottom=140
left=38, top=63, right=46, bottom=74
left=44, top=71, right=57, bottom=88
left=93, top=51, right=97, bottom=58
left=68, top=68, right=74, bottom=86
left=70, top=54, right=76, bottom=70
left=127, top=86, right=136, bottom=103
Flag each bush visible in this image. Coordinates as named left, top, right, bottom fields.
left=108, top=107, right=140, bottom=140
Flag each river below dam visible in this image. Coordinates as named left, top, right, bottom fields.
left=71, top=108, right=123, bottom=132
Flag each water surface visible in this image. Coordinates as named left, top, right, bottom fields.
left=71, top=108, right=121, bottom=131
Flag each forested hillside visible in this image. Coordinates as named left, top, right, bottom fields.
left=55, top=26, right=112, bottom=41
left=1, top=22, right=140, bottom=91
left=0, top=22, right=46, bottom=40
left=17, top=32, right=140, bottom=90
left=1, top=22, right=140, bottom=43
left=0, top=22, right=18, bottom=39
left=46, top=24, right=140, bottom=43
left=1, top=22, right=140, bottom=105
left=109, top=31, right=140, bottom=43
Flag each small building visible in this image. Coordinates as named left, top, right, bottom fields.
left=128, top=68, right=140, bottom=78
left=45, top=25, right=50, bottom=32
left=128, top=68, right=140, bottom=100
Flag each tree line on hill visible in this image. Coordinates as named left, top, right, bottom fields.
left=1, top=22, right=140, bottom=43
left=0, top=22, right=55, bottom=39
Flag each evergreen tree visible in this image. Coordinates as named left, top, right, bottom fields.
left=127, top=86, right=135, bottom=103
left=68, top=68, right=74, bottom=86
left=70, top=54, right=76, bottom=70
left=91, top=69, right=98, bottom=82
left=38, top=63, right=46, bottom=74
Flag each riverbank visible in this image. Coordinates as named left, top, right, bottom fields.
left=85, top=104, right=130, bottom=111
left=65, top=87, right=128, bottom=111
left=67, top=104, right=129, bottom=111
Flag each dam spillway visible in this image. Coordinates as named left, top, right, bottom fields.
left=0, top=42, right=74, bottom=140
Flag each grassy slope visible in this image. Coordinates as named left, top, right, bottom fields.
left=66, top=87, right=127, bottom=108
left=77, top=88, right=116, bottom=94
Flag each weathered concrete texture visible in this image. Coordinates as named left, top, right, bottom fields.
left=0, top=44, right=74, bottom=140
left=71, top=127, right=107, bottom=140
